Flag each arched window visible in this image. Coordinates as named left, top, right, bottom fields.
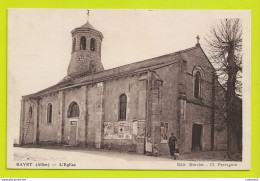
left=80, top=36, right=86, bottom=50
left=119, top=94, right=127, bottom=120
left=90, top=38, right=96, bottom=51
left=47, top=103, right=52, bottom=123
left=194, top=72, right=201, bottom=98
left=72, top=38, right=76, bottom=52
left=68, top=102, right=80, bottom=118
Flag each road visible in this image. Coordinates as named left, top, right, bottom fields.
left=9, top=146, right=228, bottom=170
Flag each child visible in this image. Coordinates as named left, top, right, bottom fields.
left=153, top=144, right=159, bottom=157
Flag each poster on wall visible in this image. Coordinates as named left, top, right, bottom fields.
left=104, top=122, right=114, bottom=139
left=104, top=121, right=132, bottom=139
left=161, top=122, right=168, bottom=143
left=132, top=120, right=138, bottom=135
left=137, top=120, right=146, bottom=138
left=117, top=121, right=132, bottom=139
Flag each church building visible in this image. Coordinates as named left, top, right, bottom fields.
left=19, top=17, right=227, bottom=155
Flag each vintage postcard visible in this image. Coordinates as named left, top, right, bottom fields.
left=7, top=9, right=251, bottom=170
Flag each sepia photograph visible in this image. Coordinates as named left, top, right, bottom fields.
left=7, top=9, right=251, bottom=170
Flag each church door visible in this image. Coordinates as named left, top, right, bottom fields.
left=192, top=123, right=202, bottom=151
left=69, top=120, right=77, bottom=146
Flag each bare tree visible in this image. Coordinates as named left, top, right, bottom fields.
left=205, top=19, right=242, bottom=160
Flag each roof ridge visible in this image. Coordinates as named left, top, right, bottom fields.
left=100, top=46, right=198, bottom=73
left=24, top=45, right=199, bottom=98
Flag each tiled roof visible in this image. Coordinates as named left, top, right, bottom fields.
left=78, top=21, right=96, bottom=30
left=71, top=21, right=103, bottom=39
left=23, top=46, right=202, bottom=98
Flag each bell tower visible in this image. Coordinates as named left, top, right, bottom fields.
left=67, top=19, right=104, bottom=77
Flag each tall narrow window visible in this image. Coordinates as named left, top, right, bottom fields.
left=80, top=36, right=86, bottom=50
left=194, top=72, right=201, bottom=98
left=90, top=38, right=96, bottom=51
left=47, top=103, right=52, bottom=123
left=72, top=38, right=76, bottom=52
left=119, top=94, right=127, bottom=120
left=68, top=102, right=80, bottom=118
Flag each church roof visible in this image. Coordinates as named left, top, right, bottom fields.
left=22, top=45, right=214, bottom=99
left=71, top=21, right=103, bottom=39
left=78, top=21, right=96, bottom=30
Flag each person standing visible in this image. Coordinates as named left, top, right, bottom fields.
left=145, top=133, right=153, bottom=156
left=168, top=132, right=177, bottom=159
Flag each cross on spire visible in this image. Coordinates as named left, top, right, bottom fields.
left=196, top=35, right=200, bottom=44
left=196, top=35, right=201, bottom=47
left=87, top=9, right=90, bottom=21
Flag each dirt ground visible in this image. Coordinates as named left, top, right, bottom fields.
left=13, top=145, right=228, bottom=162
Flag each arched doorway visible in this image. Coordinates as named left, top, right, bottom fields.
left=67, top=102, right=80, bottom=146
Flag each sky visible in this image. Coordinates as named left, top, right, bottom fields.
left=7, top=9, right=250, bottom=141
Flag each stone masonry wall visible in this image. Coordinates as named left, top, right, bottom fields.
left=102, top=74, right=147, bottom=151
left=185, top=102, right=212, bottom=152
left=38, top=92, right=60, bottom=143
left=152, top=63, right=180, bottom=155
left=86, top=82, right=104, bottom=148
left=68, top=32, right=104, bottom=76
left=20, top=46, right=227, bottom=155
left=182, top=47, right=227, bottom=152
left=20, top=99, right=37, bottom=144
left=63, top=86, right=87, bottom=145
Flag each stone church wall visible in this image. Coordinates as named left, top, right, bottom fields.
left=69, top=32, right=103, bottom=76
left=63, top=86, right=87, bottom=145
left=102, top=74, right=146, bottom=151
left=182, top=47, right=227, bottom=152
left=86, top=82, right=104, bottom=148
left=38, top=93, right=60, bottom=143
left=152, top=63, right=180, bottom=155
left=182, top=48, right=215, bottom=153
left=19, top=46, right=228, bottom=155
left=184, top=48, right=214, bottom=103
left=20, top=99, right=37, bottom=144
left=185, top=102, right=212, bottom=152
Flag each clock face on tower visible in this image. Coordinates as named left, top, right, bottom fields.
left=77, top=55, right=85, bottom=61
